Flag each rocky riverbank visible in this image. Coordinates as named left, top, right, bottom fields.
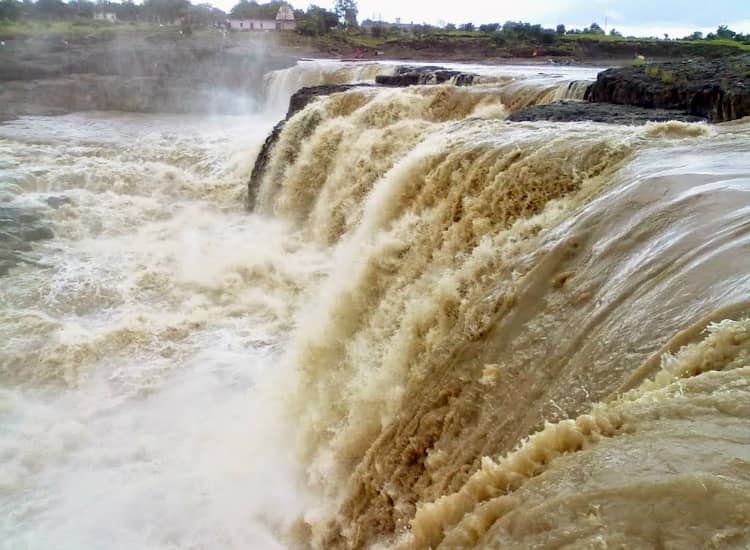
left=284, top=31, right=749, bottom=65
left=585, top=54, right=750, bottom=122
left=507, top=101, right=707, bottom=124
left=512, top=54, right=750, bottom=123
left=0, top=31, right=296, bottom=118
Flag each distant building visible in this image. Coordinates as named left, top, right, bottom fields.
left=275, top=5, right=295, bottom=29
left=93, top=11, right=117, bottom=23
left=228, top=5, right=296, bottom=32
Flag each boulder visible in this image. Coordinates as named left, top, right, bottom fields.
left=586, top=55, right=750, bottom=122
left=376, top=65, right=477, bottom=87
left=508, top=101, right=706, bottom=124
left=285, top=83, right=373, bottom=119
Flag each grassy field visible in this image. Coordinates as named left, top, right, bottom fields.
left=680, top=38, right=750, bottom=51
left=3, top=20, right=748, bottom=60
left=560, top=33, right=750, bottom=51
left=289, top=29, right=750, bottom=60
left=0, top=19, right=159, bottom=40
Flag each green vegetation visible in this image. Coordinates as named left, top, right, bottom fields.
left=2, top=0, right=749, bottom=61
left=0, top=19, right=140, bottom=39
left=682, top=38, right=750, bottom=51
left=334, top=0, right=357, bottom=29
left=0, top=0, right=20, bottom=21
left=0, top=0, right=226, bottom=31
left=229, top=0, right=284, bottom=19
left=644, top=65, right=684, bottom=84
left=320, top=12, right=750, bottom=58
left=294, top=5, right=338, bottom=37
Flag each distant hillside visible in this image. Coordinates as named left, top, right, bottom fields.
left=281, top=30, right=750, bottom=63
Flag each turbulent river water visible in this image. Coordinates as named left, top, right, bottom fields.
left=1, top=60, right=750, bottom=549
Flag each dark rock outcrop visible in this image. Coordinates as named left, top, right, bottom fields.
left=376, top=65, right=477, bottom=87
left=285, top=83, right=372, bottom=119
left=586, top=55, right=750, bottom=122
left=508, top=101, right=706, bottom=124
left=247, top=119, right=285, bottom=210
left=0, top=34, right=296, bottom=118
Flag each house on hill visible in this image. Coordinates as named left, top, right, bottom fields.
left=228, top=5, right=296, bottom=32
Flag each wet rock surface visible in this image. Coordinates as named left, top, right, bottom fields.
left=509, top=100, right=707, bottom=124
left=285, top=83, right=373, bottom=119
left=586, top=55, right=750, bottom=122
left=375, top=65, right=477, bottom=87
left=0, top=35, right=296, bottom=117
left=247, top=119, right=285, bottom=210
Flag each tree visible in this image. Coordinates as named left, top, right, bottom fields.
left=687, top=31, right=703, bottom=40
left=334, top=0, right=357, bottom=28
left=413, top=24, right=437, bottom=38
left=0, top=0, right=21, bottom=20
left=609, top=28, right=622, bottom=37
left=114, top=0, right=140, bottom=22
left=230, top=0, right=287, bottom=19
left=478, top=23, right=499, bottom=33
left=715, top=24, right=736, bottom=40
left=296, top=4, right=338, bottom=36
left=540, top=29, right=557, bottom=44
left=35, top=0, right=69, bottom=19
left=186, top=3, right=224, bottom=26
left=369, top=23, right=385, bottom=38
left=68, top=0, right=95, bottom=18
left=586, top=22, right=605, bottom=35
left=500, top=21, right=547, bottom=41
left=459, top=22, right=474, bottom=32
left=491, top=31, right=506, bottom=45
left=142, top=0, right=188, bottom=24
left=444, top=23, right=456, bottom=31
left=556, top=24, right=566, bottom=34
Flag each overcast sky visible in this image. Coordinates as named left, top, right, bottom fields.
left=227, top=0, right=749, bottom=38
left=352, top=0, right=750, bottom=37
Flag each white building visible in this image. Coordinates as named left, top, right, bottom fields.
left=228, top=5, right=295, bottom=32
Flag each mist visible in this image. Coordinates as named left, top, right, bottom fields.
left=0, top=30, right=296, bottom=119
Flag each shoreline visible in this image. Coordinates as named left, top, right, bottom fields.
left=293, top=55, right=616, bottom=68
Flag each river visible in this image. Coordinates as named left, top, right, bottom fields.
left=1, top=60, right=749, bottom=549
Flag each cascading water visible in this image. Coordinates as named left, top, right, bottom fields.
left=2, top=61, right=749, bottom=550
left=0, top=113, right=328, bottom=549
left=252, top=82, right=750, bottom=547
left=263, top=60, right=396, bottom=116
